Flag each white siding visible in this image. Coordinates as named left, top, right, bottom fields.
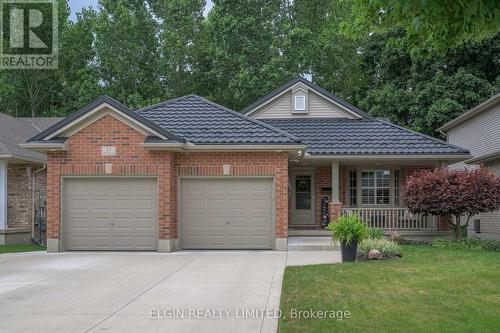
left=253, top=91, right=356, bottom=119
left=447, top=103, right=500, bottom=169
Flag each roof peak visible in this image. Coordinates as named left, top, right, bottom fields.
left=240, top=77, right=372, bottom=119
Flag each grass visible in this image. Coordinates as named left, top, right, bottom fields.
left=0, top=244, right=46, bottom=254
left=279, top=245, right=500, bottom=333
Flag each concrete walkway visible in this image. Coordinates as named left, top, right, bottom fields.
left=0, top=250, right=340, bottom=333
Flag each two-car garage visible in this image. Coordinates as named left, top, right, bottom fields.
left=62, top=177, right=274, bottom=251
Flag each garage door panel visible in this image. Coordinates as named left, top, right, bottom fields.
left=135, top=199, right=153, bottom=210
left=181, top=178, right=273, bottom=249
left=113, top=199, right=131, bottom=210
left=249, top=199, right=269, bottom=210
left=207, top=199, right=225, bottom=209
left=228, top=199, right=246, bottom=209
left=63, top=178, right=157, bottom=251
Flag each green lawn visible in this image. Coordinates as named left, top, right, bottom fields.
left=279, top=245, right=500, bottom=333
left=0, top=244, right=46, bottom=254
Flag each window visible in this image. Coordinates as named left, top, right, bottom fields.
left=294, top=95, right=306, bottom=112
left=348, top=170, right=357, bottom=206
left=295, top=175, right=311, bottom=209
left=361, top=170, right=390, bottom=205
left=473, top=219, right=481, bottom=233
left=394, top=169, right=400, bottom=206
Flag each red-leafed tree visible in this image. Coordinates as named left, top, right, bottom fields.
left=404, top=168, right=500, bottom=239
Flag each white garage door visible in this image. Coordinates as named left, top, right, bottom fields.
left=180, top=178, right=274, bottom=249
left=63, top=178, right=157, bottom=250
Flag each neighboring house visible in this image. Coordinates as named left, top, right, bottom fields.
left=0, top=113, right=62, bottom=245
left=22, top=78, right=470, bottom=252
left=438, top=93, right=500, bottom=240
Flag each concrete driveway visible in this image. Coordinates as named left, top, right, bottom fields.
left=0, top=250, right=339, bottom=333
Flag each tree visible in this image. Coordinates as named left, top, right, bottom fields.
left=0, top=0, right=75, bottom=117
left=149, top=0, right=205, bottom=99
left=405, top=168, right=500, bottom=239
left=343, top=0, right=500, bottom=57
left=290, top=0, right=367, bottom=102
left=196, top=0, right=297, bottom=110
left=355, top=31, right=499, bottom=135
left=91, top=0, right=163, bottom=108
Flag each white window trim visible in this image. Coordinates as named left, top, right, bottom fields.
left=346, top=167, right=404, bottom=208
left=293, top=95, right=307, bottom=113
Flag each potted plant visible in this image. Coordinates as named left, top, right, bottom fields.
left=328, top=214, right=368, bottom=262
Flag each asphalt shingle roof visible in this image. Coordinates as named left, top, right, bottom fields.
left=0, top=113, right=62, bottom=161
left=137, top=95, right=300, bottom=144
left=262, top=118, right=469, bottom=155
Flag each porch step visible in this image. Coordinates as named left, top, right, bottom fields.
left=287, top=236, right=340, bottom=251
left=288, top=229, right=331, bottom=236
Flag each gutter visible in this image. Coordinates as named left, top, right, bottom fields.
left=0, top=154, right=46, bottom=164
left=19, top=141, right=68, bottom=152
left=141, top=141, right=307, bottom=153
left=31, top=165, right=46, bottom=242
left=305, top=154, right=472, bottom=161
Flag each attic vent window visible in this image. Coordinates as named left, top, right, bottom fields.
left=294, top=95, right=306, bottom=113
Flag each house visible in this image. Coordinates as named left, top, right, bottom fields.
left=0, top=113, right=62, bottom=245
left=438, top=93, right=500, bottom=240
left=22, top=78, right=470, bottom=252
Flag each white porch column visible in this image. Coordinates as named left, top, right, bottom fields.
left=0, top=160, right=7, bottom=230
left=331, top=160, right=340, bottom=204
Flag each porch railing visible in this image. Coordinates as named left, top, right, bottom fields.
left=341, top=208, right=438, bottom=230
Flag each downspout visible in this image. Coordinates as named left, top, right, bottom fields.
left=32, top=164, right=46, bottom=242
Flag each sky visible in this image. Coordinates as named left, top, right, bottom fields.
left=68, top=0, right=214, bottom=21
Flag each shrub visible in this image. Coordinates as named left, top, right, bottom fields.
left=358, top=238, right=402, bottom=257
left=432, top=238, right=500, bottom=252
left=369, top=228, right=384, bottom=239
left=328, top=214, right=369, bottom=245
left=405, top=168, right=500, bottom=239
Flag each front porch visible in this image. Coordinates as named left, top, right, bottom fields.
left=288, top=158, right=452, bottom=238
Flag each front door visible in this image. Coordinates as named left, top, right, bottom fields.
left=291, top=173, right=315, bottom=225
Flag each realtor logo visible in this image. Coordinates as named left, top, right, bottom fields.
left=0, top=0, right=58, bottom=69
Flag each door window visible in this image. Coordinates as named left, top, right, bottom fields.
left=295, top=175, right=312, bottom=209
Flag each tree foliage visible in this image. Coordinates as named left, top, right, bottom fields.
left=0, top=0, right=499, bottom=138
left=405, top=168, right=500, bottom=239
left=344, top=0, right=500, bottom=57
left=357, top=31, right=499, bottom=135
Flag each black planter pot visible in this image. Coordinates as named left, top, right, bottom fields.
left=340, top=240, right=358, bottom=262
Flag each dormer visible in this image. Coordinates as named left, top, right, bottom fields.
left=292, top=87, right=308, bottom=114
left=243, top=77, right=371, bottom=120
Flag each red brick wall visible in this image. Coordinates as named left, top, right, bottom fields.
left=46, top=114, right=289, bottom=243
left=315, top=166, right=331, bottom=226
left=313, top=166, right=346, bottom=226
left=46, top=115, right=174, bottom=240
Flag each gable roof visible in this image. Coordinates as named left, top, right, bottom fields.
left=242, top=77, right=372, bottom=119
left=28, top=95, right=184, bottom=143
left=438, top=92, right=500, bottom=132
left=262, top=118, right=470, bottom=157
left=0, top=113, right=62, bottom=162
left=137, top=94, right=301, bottom=145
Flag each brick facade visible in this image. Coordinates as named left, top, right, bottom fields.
left=314, top=165, right=346, bottom=226
left=6, top=164, right=47, bottom=231
left=7, top=164, right=31, bottom=229
left=46, top=115, right=289, bottom=246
